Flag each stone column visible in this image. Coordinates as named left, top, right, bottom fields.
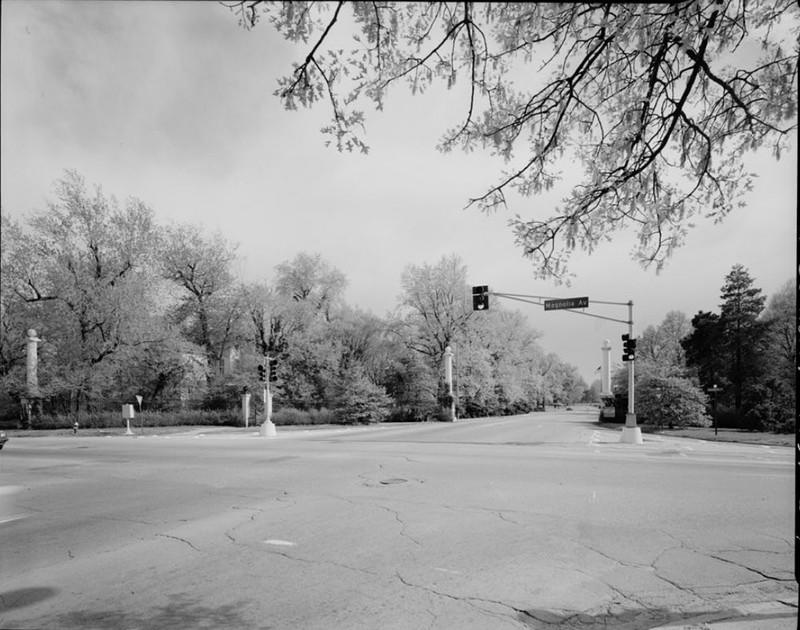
left=26, top=329, right=41, bottom=398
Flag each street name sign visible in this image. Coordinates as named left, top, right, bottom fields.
left=544, top=296, right=589, bottom=311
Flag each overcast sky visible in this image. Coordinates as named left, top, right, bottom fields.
left=2, top=1, right=796, bottom=384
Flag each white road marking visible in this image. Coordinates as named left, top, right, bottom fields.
left=264, top=539, right=296, bottom=546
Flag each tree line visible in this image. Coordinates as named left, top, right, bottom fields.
left=600, top=266, right=795, bottom=433
left=1, top=171, right=587, bottom=426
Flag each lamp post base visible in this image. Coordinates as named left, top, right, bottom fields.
left=260, top=421, right=277, bottom=437
left=620, top=426, right=643, bottom=444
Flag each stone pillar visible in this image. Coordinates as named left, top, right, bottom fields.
left=26, top=329, right=41, bottom=398
left=600, top=339, right=611, bottom=396
left=444, top=346, right=456, bottom=422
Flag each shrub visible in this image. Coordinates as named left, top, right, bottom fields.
left=271, top=407, right=339, bottom=426
left=334, top=368, right=392, bottom=424
left=20, top=409, right=241, bottom=430
left=637, top=375, right=709, bottom=429
left=385, top=405, right=437, bottom=422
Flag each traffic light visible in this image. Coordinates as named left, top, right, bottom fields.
left=622, top=334, right=637, bottom=362
left=472, top=285, right=489, bottom=311
left=268, top=357, right=278, bottom=382
left=257, top=363, right=266, bottom=381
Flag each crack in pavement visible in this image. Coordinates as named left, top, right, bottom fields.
left=658, top=530, right=795, bottom=585
left=95, top=515, right=156, bottom=526
left=156, top=533, right=201, bottom=552
left=325, top=493, right=424, bottom=549
left=226, top=505, right=270, bottom=543
left=707, top=552, right=796, bottom=582
left=262, top=547, right=385, bottom=580
left=376, top=504, right=422, bottom=547
left=392, top=570, right=533, bottom=629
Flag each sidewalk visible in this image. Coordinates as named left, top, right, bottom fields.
left=653, top=601, right=797, bottom=629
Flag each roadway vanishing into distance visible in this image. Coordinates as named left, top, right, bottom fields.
left=1, top=408, right=796, bottom=629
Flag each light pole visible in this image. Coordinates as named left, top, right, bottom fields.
left=708, top=384, right=721, bottom=435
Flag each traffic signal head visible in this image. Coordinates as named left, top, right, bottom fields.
left=472, top=285, right=489, bottom=311
left=257, top=364, right=266, bottom=381
left=621, top=334, right=636, bottom=362
left=268, top=357, right=278, bottom=382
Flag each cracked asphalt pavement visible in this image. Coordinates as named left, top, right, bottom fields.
left=0, top=408, right=796, bottom=629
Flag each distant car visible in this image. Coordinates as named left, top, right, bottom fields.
left=566, top=407, right=573, bottom=411
left=0, top=431, right=7, bottom=450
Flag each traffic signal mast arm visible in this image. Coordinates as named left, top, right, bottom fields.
left=478, top=287, right=641, bottom=443
left=489, top=292, right=632, bottom=326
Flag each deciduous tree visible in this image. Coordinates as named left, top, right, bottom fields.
left=160, top=222, right=245, bottom=372
left=275, top=251, right=348, bottom=321
left=395, top=253, right=473, bottom=364
left=637, top=310, right=691, bottom=376
left=2, top=171, right=160, bottom=414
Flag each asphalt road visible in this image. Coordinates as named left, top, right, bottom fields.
left=0, top=409, right=796, bottom=629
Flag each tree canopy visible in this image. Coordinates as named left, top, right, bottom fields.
left=227, top=1, right=798, bottom=280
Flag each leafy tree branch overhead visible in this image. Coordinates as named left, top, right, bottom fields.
left=225, top=1, right=798, bottom=281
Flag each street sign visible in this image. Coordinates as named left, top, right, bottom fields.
left=543, top=296, right=589, bottom=311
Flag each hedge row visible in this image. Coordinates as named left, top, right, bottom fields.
left=7, top=405, right=428, bottom=431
